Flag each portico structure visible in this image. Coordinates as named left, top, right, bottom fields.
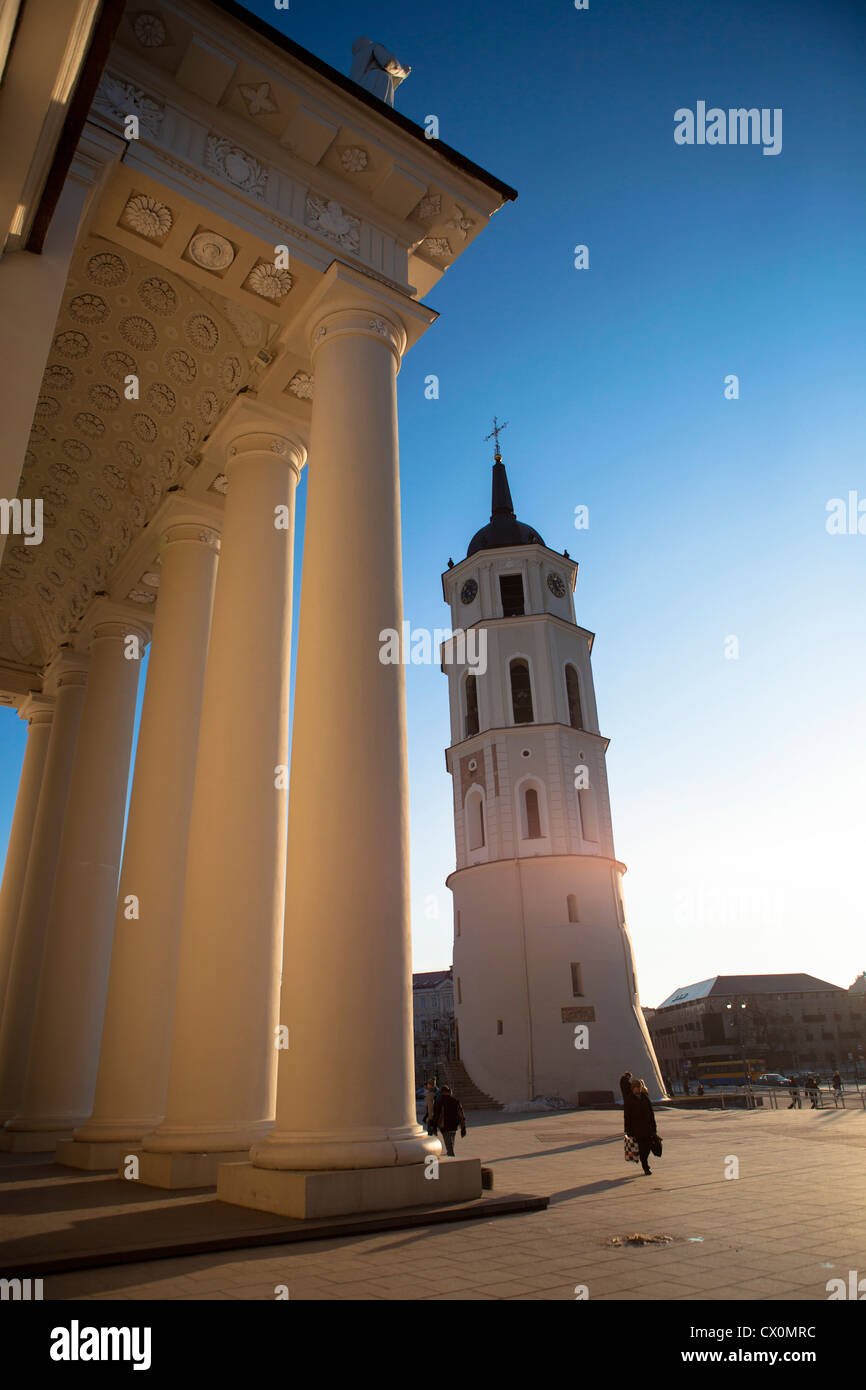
left=0, top=0, right=515, bottom=1213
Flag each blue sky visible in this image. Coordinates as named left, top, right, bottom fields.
left=1, top=0, right=864, bottom=1006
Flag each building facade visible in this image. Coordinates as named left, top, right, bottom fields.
left=648, top=974, right=866, bottom=1081
left=0, top=0, right=515, bottom=1217
left=412, top=969, right=456, bottom=1084
left=442, top=452, right=664, bottom=1105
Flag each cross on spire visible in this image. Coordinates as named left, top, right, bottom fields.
left=484, top=416, right=508, bottom=461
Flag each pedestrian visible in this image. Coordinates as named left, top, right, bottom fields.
left=619, top=1070, right=633, bottom=1126
left=832, top=1069, right=843, bottom=1105
left=807, top=1074, right=819, bottom=1108
left=432, top=1084, right=466, bottom=1157
left=423, top=1080, right=437, bottom=1135
left=619, top=1072, right=640, bottom=1167
left=696, top=1082, right=705, bottom=1097
left=627, top=1077, right=658, bottom=1175
left=787, top=1079, right=801, bottom=1109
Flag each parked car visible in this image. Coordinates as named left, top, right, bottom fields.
left=757, top=1072, right=791, bottom=1087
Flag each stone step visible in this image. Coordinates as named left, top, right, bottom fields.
left=437, top=1060, right=502, bottom=1111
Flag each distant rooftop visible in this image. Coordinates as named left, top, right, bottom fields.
left=413, top=969, right=453, bottom=990
left=657, top=973, right=844, bottom=1009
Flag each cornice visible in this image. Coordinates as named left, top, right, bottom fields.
left=445, top=722, right=611, bottom=761
left=439, top=612, right=597, bottom=653
left=446, top=853, right=628, bottom=890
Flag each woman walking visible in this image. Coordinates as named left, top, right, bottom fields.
left=626, top=1076, right=658, bottom=1176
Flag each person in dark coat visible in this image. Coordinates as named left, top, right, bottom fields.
left=628, top=1077, right=657, bottom=1175
left=619, top=1071, right=633, bottom=1131
left=432, top=1084, right=466, bottom=1157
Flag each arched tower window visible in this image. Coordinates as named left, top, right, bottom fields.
left=510, top=658, right=534, bottom=724
left=524, top=787, right=542, bottom=840
left=565, top=664, right=583, bottom=730
left=466, top=790, right=485, bottom=851
left=567, top=894, right=579, bottom=923
left=464, top=673, right=479, bottom=738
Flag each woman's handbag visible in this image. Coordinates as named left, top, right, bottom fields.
left=624, top=1135, right=640, bottom=1164
left=650, top=1134, right=663, bottom=1158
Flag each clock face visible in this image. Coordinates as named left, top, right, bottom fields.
left=460, top=578, right=478, bottom=605
left=547, top=571, right=567, bottom=598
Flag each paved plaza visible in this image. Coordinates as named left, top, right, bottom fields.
left=3, top=1104, right=864, bottom=1301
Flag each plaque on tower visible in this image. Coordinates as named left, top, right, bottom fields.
left=561, top=1006, right=596, bottom=1024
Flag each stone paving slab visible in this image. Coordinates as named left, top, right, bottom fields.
left=0, top=1154, right=544, bottom=1275
left=4, top=1107, right=866, bottom=1300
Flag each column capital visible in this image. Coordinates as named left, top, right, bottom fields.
left=90, top=620, right=151, bottom=649
left=308, top=306, right=407, bottom=368
left=43, top=647, right=90, bottom=694
left=162, top=522, right=222, bottom=554
left=18, top=693, right=55, bottom=727
left=225, top=430, right=307, bottom=484
left=75, top=599, right=152, bottom=654
left=288, top=261, right=437, bottom=365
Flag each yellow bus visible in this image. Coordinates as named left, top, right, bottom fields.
left=695, top=1059, right=765, bottom=1088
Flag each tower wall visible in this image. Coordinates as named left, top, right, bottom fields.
left=450, top=855, right=663, bottom=1103
left=441, top=476, right=663, bottom=1105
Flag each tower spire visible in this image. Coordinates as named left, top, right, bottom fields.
left=484, top=415, right=514, bottom=517
left=484, top=415, right=508, bottom=462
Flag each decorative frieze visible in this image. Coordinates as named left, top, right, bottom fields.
left=285, top=371, right=313, bottom=400
left=133, top=13, right=167, bottom=48
left=205, top=135, right=269, bottom=199
left=239, top=83, right=277, bottom=116
left=304, top=195, right=360, bottom=253
left=93, top=74, right=164, bottom=137
left=186, top=231, right=236, bottom=272
left=339, top=146, right=368, bottom=172
left=424, top=237, right=452, bottom=258
left=242, top=260, right=293, bottom=301
left=447, top=205, right=476, bottom=240
left=119, top=193, right=174, bottom=244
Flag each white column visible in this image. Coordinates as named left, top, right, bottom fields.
left=2, top=616, right=147, bottom=1148
left=59, top=522, right=220, bottom=1169
left=0, top=694, right=53, bottom=1023
left=231, top=289, right=453, bottom=1207
left=140, top=423, right=304, bottom=1187
left=0, top=653, right=87, bottom=1126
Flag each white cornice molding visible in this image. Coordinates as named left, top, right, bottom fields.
left=6, top=0, right=103, bottom=249
left=152, top=0, right=508, bottom=216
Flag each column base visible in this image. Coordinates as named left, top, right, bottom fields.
left=217, top=1156, right=483, bottom=1220
left=133, top=1149, right=252, bottom=1189
left=55, top=1138, right=137, bottom=1171
left=0, top=1127, right=73, bottom=1152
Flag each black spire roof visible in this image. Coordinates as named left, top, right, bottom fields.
left=466, top=455, right=544, bottom=558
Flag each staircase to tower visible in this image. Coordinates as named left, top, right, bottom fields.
left=438, top=1060, right=502, bottom=1111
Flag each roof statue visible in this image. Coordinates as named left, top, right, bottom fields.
left=350, top=36, right=411, bottom=107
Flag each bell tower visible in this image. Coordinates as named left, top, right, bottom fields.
left=442, top=434, right=663, bottom=1103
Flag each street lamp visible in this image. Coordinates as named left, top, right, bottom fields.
left=725, top=999, right=750, bottom=1089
